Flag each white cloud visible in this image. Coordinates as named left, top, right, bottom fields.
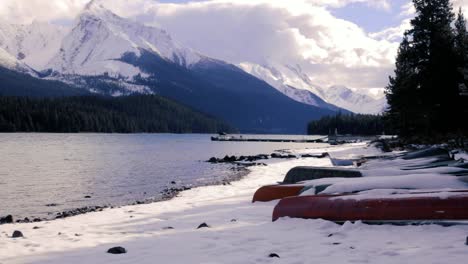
left=0, top=0, right=400, bottom=91
left=137, top=0, right=398, bottom=89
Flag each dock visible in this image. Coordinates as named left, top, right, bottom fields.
left=211, top=135, right=378, bottom=144
left=211, top=136, right=327, bottom=143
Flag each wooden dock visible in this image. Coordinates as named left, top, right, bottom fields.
left=211, top=136, right=327, bottom=143
left=211, top=135, right=378, bottom=144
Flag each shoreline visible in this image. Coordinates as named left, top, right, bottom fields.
left=3, top=142, right=468, bottom=264
left=1, top=163, right=251, bottom=225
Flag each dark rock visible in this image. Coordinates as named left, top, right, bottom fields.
left=46, top=203, right=59, bottom=207
left=328, top=234, right=333, bottom=237
left=197, top=223, right=210, bottom=229
left=0, top=215, right=14, bottom=224
left=230, top=219, right=237, bottom=222
left=163, top=226, right=174, bottom=230
left=466, top=236, right=468, bottom=245
left=268, top=253, right=280, bottom=258
left=107, top=246, right=127, bottom=254
left=84, top=196, right=92, bottom=199
left=33, top=218, right=42, bottom=222
left=171, top=181, right=177, bottom=184
left=12, top=230, right=23, bottom=238
left=208, top=157, right=218, bottom=163
left=333, top=242, right=341, bottom=245
left=75, top=233, right=82, bottom=237
left=33, top=226, right=41, bottom=230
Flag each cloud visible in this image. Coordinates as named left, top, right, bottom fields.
left=0, top=0, right=89, bottom=24
left=137, top=0, right=399, bottom=89
left=0, top=0, right=400, bottom=91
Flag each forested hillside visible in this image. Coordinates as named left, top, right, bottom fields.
left=307, top=113, right=391, bottom=136
left=0, top=67, right=89, bottom=97
left=0, top=95, right=236, bottom=133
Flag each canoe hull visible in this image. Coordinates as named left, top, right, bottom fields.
left=252, top=185, right=305, bottom=202
left=272, top=194, right=468, bottom=222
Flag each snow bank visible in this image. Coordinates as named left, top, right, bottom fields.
left=2, top=143, right=468, bottom=264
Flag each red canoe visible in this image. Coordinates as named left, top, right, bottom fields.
left=252, top=184, right=306, bottom=202
left=272, top=193, right=468, bottom=222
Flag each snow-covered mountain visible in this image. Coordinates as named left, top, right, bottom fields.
left=0, top=20, right=67, bottom=70
left=325, top=85, right=387, bottom=114
left=49, top=1, right=202, bottom=78
left=0, top=0, right=389, bottom=132
left=239, top=62, right=387, bottom=114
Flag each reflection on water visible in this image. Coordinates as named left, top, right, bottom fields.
left=0, top=133, right=326, bottom=219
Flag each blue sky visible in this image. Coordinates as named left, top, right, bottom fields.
left=156, top=0, right=412, bottom=33
left=331, top=0, right=410, bottom=32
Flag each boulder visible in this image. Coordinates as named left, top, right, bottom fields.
left=107, top=246, right=127, bottom=254
left=12, top=230, right=23, bottom=238
left=197, top=223, right=210, bottom=229
left=0, top=215, right=14, bottom=224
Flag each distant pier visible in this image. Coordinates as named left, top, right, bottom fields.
left=211, top=134, right=378, bottom=144
left=211, top=135, right=327, bottom=143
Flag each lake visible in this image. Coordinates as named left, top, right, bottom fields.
left=0, top=133, right=325, bottom=220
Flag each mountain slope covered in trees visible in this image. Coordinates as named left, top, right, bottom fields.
left=307, top=113, right=391, bottom=136
left=0, top=66, right=89, bottom=97
left=0, top=95, right=236, bottom=133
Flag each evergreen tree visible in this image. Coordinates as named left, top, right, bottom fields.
left=386, top=33, right=420, bottom=136
left=454, top=8, right=468, bottom=134
left=386, top=0, right=464, bottom=139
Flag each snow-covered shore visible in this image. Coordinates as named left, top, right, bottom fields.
left=2, top=143, right=468, bottom=264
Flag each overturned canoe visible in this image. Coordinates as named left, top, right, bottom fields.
left=272, top=193, right=468, bottom=222
left=252, top=184, right=306, bottom=202
left=402, top=147, right=451, bottom=160
left=283, top=167, right=362, bottom=184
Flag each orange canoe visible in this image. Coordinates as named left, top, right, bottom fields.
left=252, top=184, right=306, bottom=202
left=273, top=193, right=468, bottom=223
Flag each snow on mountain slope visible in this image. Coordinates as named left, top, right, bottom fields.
left=326, top=85, right=387, bottom=114
left=0, top=46, right=20, bottom=69
left=0, top=20, right=67, bottom=70
left=238, top=63, right=335, bottom=109
left=49, top=1, right=202, bottom=78
left=239, top=62, right=387, bottom=114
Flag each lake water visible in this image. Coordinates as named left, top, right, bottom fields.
left=0, top=134, right=325, bottom=220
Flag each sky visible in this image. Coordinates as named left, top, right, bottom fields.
left=1, top=0, right=468, bottom=95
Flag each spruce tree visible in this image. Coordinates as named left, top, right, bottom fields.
left=386, top=34, right=420, bottom=136
left=387, top=0, right=461, bottom=139
left=454, top=8, right=468, bottom=135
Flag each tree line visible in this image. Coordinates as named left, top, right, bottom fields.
left=0, top=95, right=236, bottom=133
left=307, top=113, right=391, bottom=136
left=386, top=0, right=468, bottom=141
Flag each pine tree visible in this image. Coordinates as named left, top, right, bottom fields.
left=386, top=33, right=420, bottom=136
left=454, top=8, right=468, bottom=135
left=386, top=0, right=462, bottom=139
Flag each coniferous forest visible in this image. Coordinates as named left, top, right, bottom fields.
left=307, top=113, right=391, bottom=136
left=386, top=0, right=468, bottom=140
left=0, top=95, right=236, bottom=133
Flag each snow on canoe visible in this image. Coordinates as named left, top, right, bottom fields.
left=272, top=192, right=468, bottom=223
left=252, top=167, right=362, bottom=202
left=283, top=167, right=362, bottom=184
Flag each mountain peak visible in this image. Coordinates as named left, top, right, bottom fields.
left=84, top=0, right=105, bottom=12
